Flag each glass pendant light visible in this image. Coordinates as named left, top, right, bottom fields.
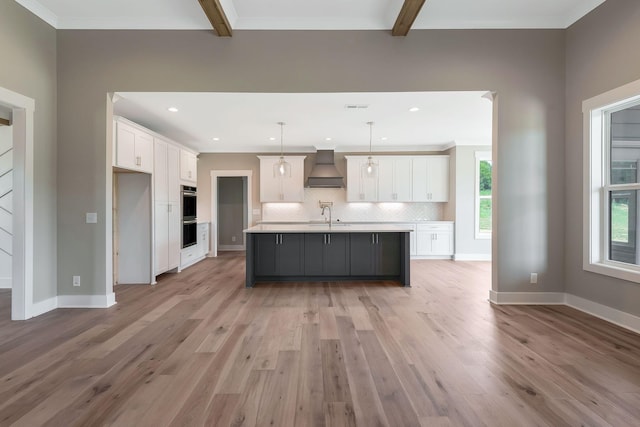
left=362, top=121, right=377, bottom=178
left=273, top=121, right=291, bottom=178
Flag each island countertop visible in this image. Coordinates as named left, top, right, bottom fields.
left=244, top=223, right=414, bottom=233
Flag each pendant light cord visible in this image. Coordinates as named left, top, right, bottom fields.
left=367, top=121, right=374, bottom=156
left=278, top=121, right=285, bottom=157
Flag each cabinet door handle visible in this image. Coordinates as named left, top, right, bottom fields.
left=275, top=234, right=279, bottom=245
left=328, top=234, right=331, bottom=245
left=376, top=233, right=379, bottom=244
left=280, top=234, right=283, bottom=245
left=371, top=233, right=375, bottom=244
left=323, top=234, right=327, bottom=245
left=136, top=156, right=141, bottom=166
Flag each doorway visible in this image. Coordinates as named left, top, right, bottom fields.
left=0, top=86, right=34, bottom=320
left=210, top=170, right=253, bottom=256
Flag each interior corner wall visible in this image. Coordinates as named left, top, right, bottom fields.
left=454, top=146, right=492, bottom=258
left=565, top=0, right=640, bottom=316
left=56, top=28, right=565, bottom=297
left=0, top=1, right=57, bottom=303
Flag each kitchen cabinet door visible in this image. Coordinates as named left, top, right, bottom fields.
left=346, top=157, right=378, bottom=202
left=323, top=233, right=350, bottom=276
left=416, top=223, right=454, bottom=256
left=180, top=150, right=197, bottom=184
left=277, top=233, right=305, bottom=276
left=378, top=157, right=412, bottom=202
left=258, top=156, right=306, bottom=202
left=154, top=201, right=169, bottom=274
left=412, top=156, right=449, bottom=202
left=377, top=232, right=401, bottom=276
left=350, top=233, right=376, bottom=275
left=254, top=234, right=278, bottom=276
left=115, top=120, right=153, bottom=174
left=304, top=234, right=325, bottom=275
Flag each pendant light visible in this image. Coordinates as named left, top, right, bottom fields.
left=273, top=121, right=291, bottom=178
left=362, top=121, right=377, bottom=178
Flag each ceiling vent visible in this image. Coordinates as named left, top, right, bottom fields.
left=344, top=104, right=369, bottom=110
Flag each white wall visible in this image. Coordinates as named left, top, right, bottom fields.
left=0, top=125, right=12, bottom=288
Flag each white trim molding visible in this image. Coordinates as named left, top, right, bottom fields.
left=489, top=291, right=565, bottom=305
left=58, top=293, right=117, bottom=309
left=30, top=296, right=59, bottom=318
left=210, top=170, right=253, bottom=257
left=489, top=290, right=640, bottom=334
left=565, top=294, right=640, bottom=335
left=454, top=253, right=491, bottom=261
left=0, top=279, right=11, bottom=289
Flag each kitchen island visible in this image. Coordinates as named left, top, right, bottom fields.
left=244, top=224, right=411, bottom=287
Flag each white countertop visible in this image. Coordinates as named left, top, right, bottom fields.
left=257, top=220, right=453, bottom=225
left=244, top=223, right=414, bottom=233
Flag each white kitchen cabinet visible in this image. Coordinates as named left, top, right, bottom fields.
left=198, top=222, right=209, bottom=258
left=114, top=119, right=153, bottom=173
left=416, top=222, right=454, bottom=257
left=258, top=156, right=306, bottom=202
left=412, top=156, right=449, bottom=202
left=154, top=139, right=181, bottom=275
left=378, top=157, right=412, bottom=202
left=180, top=149, right=198, bottom=184
left=346, top=156, right=378, bottom=202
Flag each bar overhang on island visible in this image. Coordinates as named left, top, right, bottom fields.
left=244, top=224, right=412, bottom=288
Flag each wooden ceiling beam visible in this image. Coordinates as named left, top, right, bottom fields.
left=392, top=0, right=427, bottom=36
left=0, top=118, right=10, bottom=126
left=198, top=0, right=233, bottom=37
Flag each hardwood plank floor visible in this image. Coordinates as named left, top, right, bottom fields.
left=1, top=254, right=640, bottom=426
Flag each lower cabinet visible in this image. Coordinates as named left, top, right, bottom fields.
left=304, top=233, right=350, bottom=276
left=416, top=223, right=454, bottom=256
left=254, top=233, right=305, bottom=276
left=350, top=232, right=401, bottom=276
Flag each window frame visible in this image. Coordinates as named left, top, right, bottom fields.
left=583, top=77, right=640, bottom=283
left=475, top=151, right=492, bottom=240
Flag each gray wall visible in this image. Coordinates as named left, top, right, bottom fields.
left=56, top=28, right=566, bottom=297
left=217, top=177, right=245, bottom=246
left=0, top=1, right=57, bottom=302
left=454, top=146, right=492, bottom=258
left=565, top=0, right=640, bottom=316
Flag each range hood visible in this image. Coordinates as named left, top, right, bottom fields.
left=306, top=149, right=345, bottom=188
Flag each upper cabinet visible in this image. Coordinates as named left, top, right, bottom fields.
left=180, top=150, right=198, bottom=184
left=412, top=156, right=449, bottom=202
left=259, top=156, right=306, bottom=202
left=346, top=155, right=449, bottom=203
left=114, top=119, right=153, bottom=173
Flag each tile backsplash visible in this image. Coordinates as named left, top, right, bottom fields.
left=261, top=188, right=444, bottom=222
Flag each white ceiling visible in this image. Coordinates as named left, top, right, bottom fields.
left=17, top=0, right=605, bottom=30
left=113, top=91, right=493, bottom=153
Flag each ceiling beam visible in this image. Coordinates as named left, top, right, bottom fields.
left=0, top=118, right=10, bottom=126
left=392, top=0, right=427, bottom=36
left=198, top=0, right=233, bottom=37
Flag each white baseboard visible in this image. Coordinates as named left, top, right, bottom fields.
left=565, top=294, right=640, bottom=335
left=0, top=278, right=11, bottom=289
left=30, top=296, right=59, bottom=318
left=58, top=293, right=117, bottom=309
left=489, top=290, right=565, bottom=305
left=454, top=253, right=491, bottom=261
left=218, top=245, right=245, bottom=251
left=411, top=255, right=453, bottom=260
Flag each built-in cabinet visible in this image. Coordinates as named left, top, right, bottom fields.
left=412, top=156, right=449, bottom=202
left=304, top=233, right=350, bottom=276
left=153, top=139, right=181, bottom=275
left=197, top=223, right=209, bottom=259
left=350, top=232, right=401, bottom=276
left=346, top=155, right=449, bottom=202
left=254, top=233, right=305, bottom=276
left=114, top=119, right=154, bottom=173
left=258, top=156, right=306, bottom=202
left=416, top=222, right=454, bottom=257
left=180, top=150, right=198, bottom=184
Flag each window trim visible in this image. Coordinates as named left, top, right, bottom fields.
left=583, top=77, right=640, bottom=283
left=475, top=151, right=492, bottom=240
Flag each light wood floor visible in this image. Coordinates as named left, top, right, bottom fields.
left=1, top=254, right=639, bottom=426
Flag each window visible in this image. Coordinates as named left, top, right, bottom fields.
left=475, top=151, right=492, bottom=239
left=584, top=78, right=640, bottom=283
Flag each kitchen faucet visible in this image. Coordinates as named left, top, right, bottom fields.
left=319, top=201, right=333, bottom=225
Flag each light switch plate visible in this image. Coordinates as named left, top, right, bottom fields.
left=86, top=212, right=98, bottom=223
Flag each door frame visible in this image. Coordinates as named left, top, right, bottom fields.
left=210, top=170, right=252, bottom=257
left=0, top=86, right=35, bottom=320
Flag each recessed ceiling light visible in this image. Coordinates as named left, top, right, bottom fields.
left=269, top=137, right=276, bottom=141
left=167, top=107, right=179, bottom=112
left=325, top=137, right=332, bottom=141
left=381, top=137, right=388, bottom=141
left=409, top=107, right=420, bottom=112
left=212, top=137, right=220, bottom=141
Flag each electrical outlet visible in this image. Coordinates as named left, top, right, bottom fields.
left=530, top=273, right=538, bottom=284
left=231, top=236, right=236, bottom=242
left=73, top=276, right=81, bottom=287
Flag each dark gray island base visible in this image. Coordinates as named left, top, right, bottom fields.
left=244, top=225, right=411, bottom=287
